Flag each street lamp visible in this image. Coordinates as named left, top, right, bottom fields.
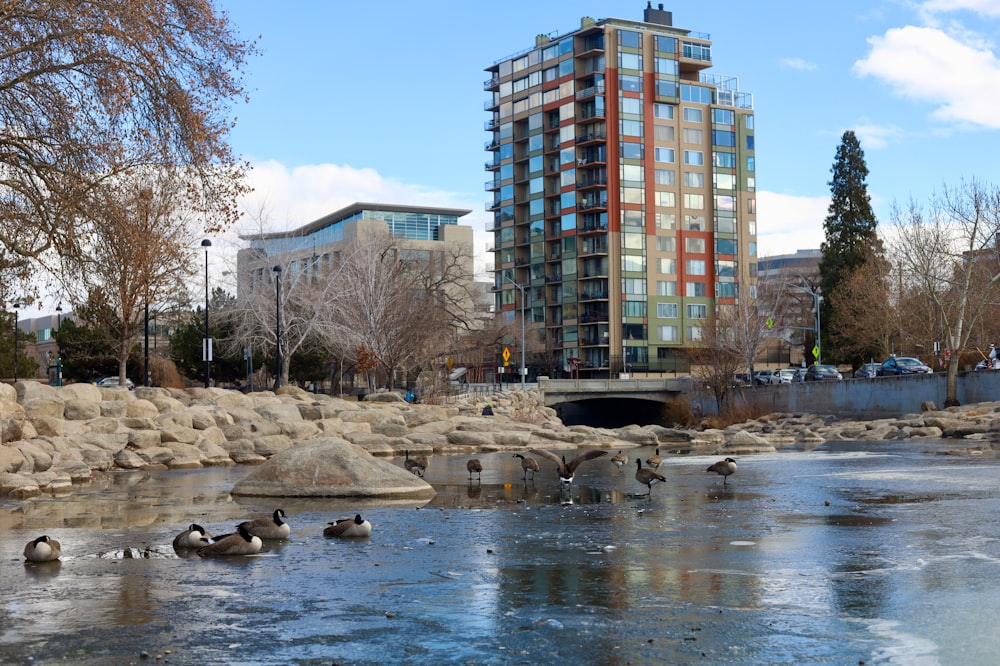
left=503, top=275, right=527, bottom=390
left=795, top=274, right=822, bottom=364
left=55, top=303, right=62, bottom=331
left=144, top=286, right=150, bottom=387
left=272, top=265, right=282, bottom=390
left=11, top=301, right=21, bottom=382
left=201, top=238, right=211, bottom=388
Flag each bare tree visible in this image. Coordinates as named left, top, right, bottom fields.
left=688, top=315, right=744, bottom=414
left=827, top=248, right=894, bottom=366
left=0, top=0, right=253, bottom=290
left=61, top=169, right=199, bottom=383
left=891, top=179, right=1000, bottom=405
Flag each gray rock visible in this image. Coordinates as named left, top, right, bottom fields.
left=232, top=437, right=435, bottom=498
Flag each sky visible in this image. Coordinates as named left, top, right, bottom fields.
left=210, top=0, right=1000, bottom=280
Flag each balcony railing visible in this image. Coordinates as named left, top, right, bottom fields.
left=483, top=75, right=499, bottom=90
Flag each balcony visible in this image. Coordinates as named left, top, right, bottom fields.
left=484, top=179, right=500, bottom=192
left=578, top=198, right=608, bottom=212
left=485, top=199, right=501, bottom=212
left=576, top=130, right=606, bottom=145
left=575, top=81, right=605, bottom=99
left=579, top=291, right=609, bottom=302
left=483, top=75, right=499, bottom=90
left=485, top=118, right=499, bottom=131
left=485, top=159, right=500, bottom=171
left=485, top=139, right=499, bottom=151
left=577, top=175, right=607, bottom=189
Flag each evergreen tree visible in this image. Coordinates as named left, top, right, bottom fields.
left=819, top=130, right=882, bottom=363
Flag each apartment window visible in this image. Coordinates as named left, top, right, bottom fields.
left=621, top=119, right=643, bottom=137
left=657, top=302, right=678, bottom=318
left=715, top=172, right=735, bottom=189
left=747, top=197, right=756, bottom=214
left=654, top=125, right=675, bottom=142
left=712, top=130, right=735, bottom=147
left=656, top=280, right=677, bottom=296
left=621, top=209, right=643, bottom=227
left=680, top=83, right=712, bottom=104
left=656, top=80, right=678, bottom=97
left=685, top=237, right=705, bottom=253
left=622, top=187, right=643, bottom=204
left=686, top=259, right=706, bottom=275
left=685, top=281, right=706, bottom=297
left=618, top=30, right=641, bottom=49
left=658, top=257, right=676, bottom=274
left=655, top=169, right=675, bottom=186
left=712, top=108, right=734, bottom=125
left=682, top=107, right=703, bottom=123
left=684, top=214, right=704, bottom=231
left=683, top=193, right=704, bottom=209
left=622, top=254, right=645, bottom=272
left=715, top=151, right=736, bottom=168
left=621, top=97, right=642, bottom=116
left=683, top=171, right=704, bottom=188
left=717, top=260, right=735, bottom=278
left=621, top=164, right=643, bottom=184
left=654, top=103, right=674, bottom=119
left=619, top=52, right=642, bottom=70
left=655, top=57, right=678, bottom=76
left=746, top=135, right=755, bottom=150
left=749, top=241, right=757, bottom=257
left=746, top=115, right=754, bottom=129
left=621, top=142, right=642, bottom=159
left=682, top=128, right=703, bottom=144
left=655, top=147, right=675, bottom=163
left=623, top=277, right=646, bottom=294
left=655, top=236, right=676, bottom=252
left=686, top=325, right=703, bottom=341
left=716, top=238, right=736, bottom=255
left=623, top=301, right=647, bottom=318
left=656, top=213, right=676, bottom=230
left=656, top=192, right=676, bottom=208
left=747, top=156, right=755, bottom=171
left=683, top=150, right=703, bottom=165
left=747, top=176, right=756, bottom=192
left=655, top=35, right=677, bottom=53
left=687, top=304, right=708, bottom=319
left=658, top=325, right=679, bottom=341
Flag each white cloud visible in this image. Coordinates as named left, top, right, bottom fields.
left=756, top=191, right=829, bottom=257
left=850, top=121, right=904, bottom=150
left=779, top=57, right=818, bottom=71
left=918, top=0, right=1000, bottom=23
left=853, top=25, right=1000, bottom=129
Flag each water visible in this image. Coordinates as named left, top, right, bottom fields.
left=3, top=441, right=1000, bottom=664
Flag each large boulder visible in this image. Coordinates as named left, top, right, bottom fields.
left=231, top=437, right=436, bottom=498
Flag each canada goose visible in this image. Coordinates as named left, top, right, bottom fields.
left=645, top=448, right=663, bottom=470
left=404, top=450, right=427, bottom=477
left=324, top=514, right=372, bottom=538
left=197, top=524, right=262, bottom=557
left=513, top=453, right=540, bottom=480
left=24, top=535, right=61, bottom=562
left=466, top=458, right=483, bottom=480
left=610, top=450, right=628, bottom=471
left=529, top=448, right=608, bottom=485
left=635, top=458, right=667, bottom=496
left=706, top=457, right=737, bottom=486
left=238, top=508, right=291, bottom=540
left=172, top=523, right=213, bottom=549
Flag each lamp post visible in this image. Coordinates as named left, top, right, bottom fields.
left=201, top=239, right=211, bottom=388
left=11, top=302, right=21, bottom=382
left=272, top=265, right=282, bottom=389
left=55, top=303, right=62, bottom=331
left=143, top=287, right=150, bottom=387
left=503, top=275, right=527, bottom=390
left=795, top=274, right=822, bottom=364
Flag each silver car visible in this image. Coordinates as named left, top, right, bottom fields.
left=769, top=368, right=798, bottom=384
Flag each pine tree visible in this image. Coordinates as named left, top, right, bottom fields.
left=819, top=130, right=882, bottom=363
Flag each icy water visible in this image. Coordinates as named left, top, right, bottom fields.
left=3, top=441, right=1000, bottom=665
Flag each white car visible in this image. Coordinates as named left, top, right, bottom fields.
left=96, top=376, right=136, bottom=390
left=768, top=368, right=798, bottom=385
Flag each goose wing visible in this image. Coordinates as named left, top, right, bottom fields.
left=566, top=449, right=609, bottom=472
left=528, top=448, right=565, bottom=471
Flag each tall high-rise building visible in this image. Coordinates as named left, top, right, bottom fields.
left=485, top=4, right=755, bottom=377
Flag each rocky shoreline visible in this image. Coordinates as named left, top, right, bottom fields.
left=2, top=380, right=997, bottom=500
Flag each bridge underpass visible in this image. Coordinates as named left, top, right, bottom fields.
left=539, top=378, right=686, bottom=428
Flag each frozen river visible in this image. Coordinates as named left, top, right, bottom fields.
left=3, top=440, right=1000, bottom=665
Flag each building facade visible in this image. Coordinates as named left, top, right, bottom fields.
left=485, top=4, right=756, bottom=377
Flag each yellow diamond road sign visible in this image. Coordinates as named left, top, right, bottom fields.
left=502, top=347, right=511, bottom=362
left=812, top=344, right=820, bottom=359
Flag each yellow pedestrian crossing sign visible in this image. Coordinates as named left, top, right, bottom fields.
left=766, top=316, right=774, bottom=330
left=502, top=346, right=511, bottom=366
left=812, top=344, right=820, bottom=359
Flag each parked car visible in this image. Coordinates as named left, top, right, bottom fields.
left=853, top=363, right=881, bottom=379
left=95, top=376, right=135, bottom=390
left=791, top=368, right=807, bottom=382
left=753, top=370, right=771, bottom=385
left=877, top=357, right=933, bottom=376
left=731, top=373, right=752, bottom=388
left=804, top=364, right=843, bottom=381
left=768, top=368, right=799, bottom=384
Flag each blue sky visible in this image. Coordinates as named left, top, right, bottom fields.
left=214, top=0, right=1000, bottom=275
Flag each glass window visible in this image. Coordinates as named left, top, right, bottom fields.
left=618, top=30, right=641, bottom=49
left=685, top=237, right=705, bottom=253
left=655, top=147, right=675, bottom=163
left=529, top=198, right=544, bottom=217
left=559, top=37, right=573, bottom=55
left=654, top=125, right=675, bottom=142
left=655, top=169, right=675, bottom=185
left=714, top=151, right=736, bottom=168
left=620, top=74, right=642, bottom=92
left=529, top=155, right=543, bottom=174
left=716, top=195, right=734, bottom=211
left=622, top=187, right=643, bottom=204
left=656, top=213, right=676, bottom=229
left=559, top=58, right=574, bottom=77
left=715, top=172, right=735, bottom=189
left=658, top=257, right=676, bottom=274
left=680, top=84, right=712, bottom=104
left=621, top=119, right=643, bottom=137
left=686, top=259, right=706, bottom=275
left=683, top=193, right=704, bottom=209
left=656, top=280, right=677, bottom=296
left=561, top=213, right=576, bottom=232
left=529, top=177, right=543, bottom=195
left=528, top=134, right=544, bottom=152
left=749, top=241, right=757, bottom=257
left=712, top=130, right=735, bottom=147
left=655, top=57, right=678, bottom=76
left=543, top=44, right=558, bottom=61
left=560, top=147, right=575, bottom=165
left=747, top=197, right=756, bottom=213
left=685, top=282, right=706, bottom=297
left=658, top=325, right=679, bottom=341
left=621, top=97, right=642, bottom=116
left=683, top=171, right=704, bottom=188
left=560, top=124, right=575, bottom=143
left=684, top=215, right=704, bottom=231
left=560, top=169, right=575, bottom=187
left=657, top=302, right=678, bottom=318
left=747, top=156, right=755, bottom=172
left=687, top=304, right=708, bottom=319
left=654, top=103, right=674, bottom=119
left=621, top=142, right=642, bottom=159
left=682, top=128, right=703, bottom=144
left=621, top=164, right=643, bottom=183
left=712, top=108, right=734, bottom=125
left=656, top=236, right=675, bottom=252
left=746, top=135, right=755, bottom=150
left=656, top=191, right=675, bottom=208
left=623, top=253, right=646, bottom=271
left=683, top=150, right=704, bottom=165
left=655, top=36, right=677, bottom=53
left=656, top=80, right=677, bottom=97
left=746, top=115, right=754, bottom=129
left=619, top=52, right=641, bottom=70
left=560, top=192, right=575, bottom=210
left=622, top=209, right=643, bottom=227
left=623, top=232, right=645, bottom=250
left=682, top=107, right=703, bottom=123
left=716, top=238, right=736, bottom=255
left=717, top=260, right=735, bottom=277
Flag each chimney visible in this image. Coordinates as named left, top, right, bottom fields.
left=644, top=2, right=672, bottom=26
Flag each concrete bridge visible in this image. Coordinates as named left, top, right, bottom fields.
left=537, top=377, right=687, bottom=406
